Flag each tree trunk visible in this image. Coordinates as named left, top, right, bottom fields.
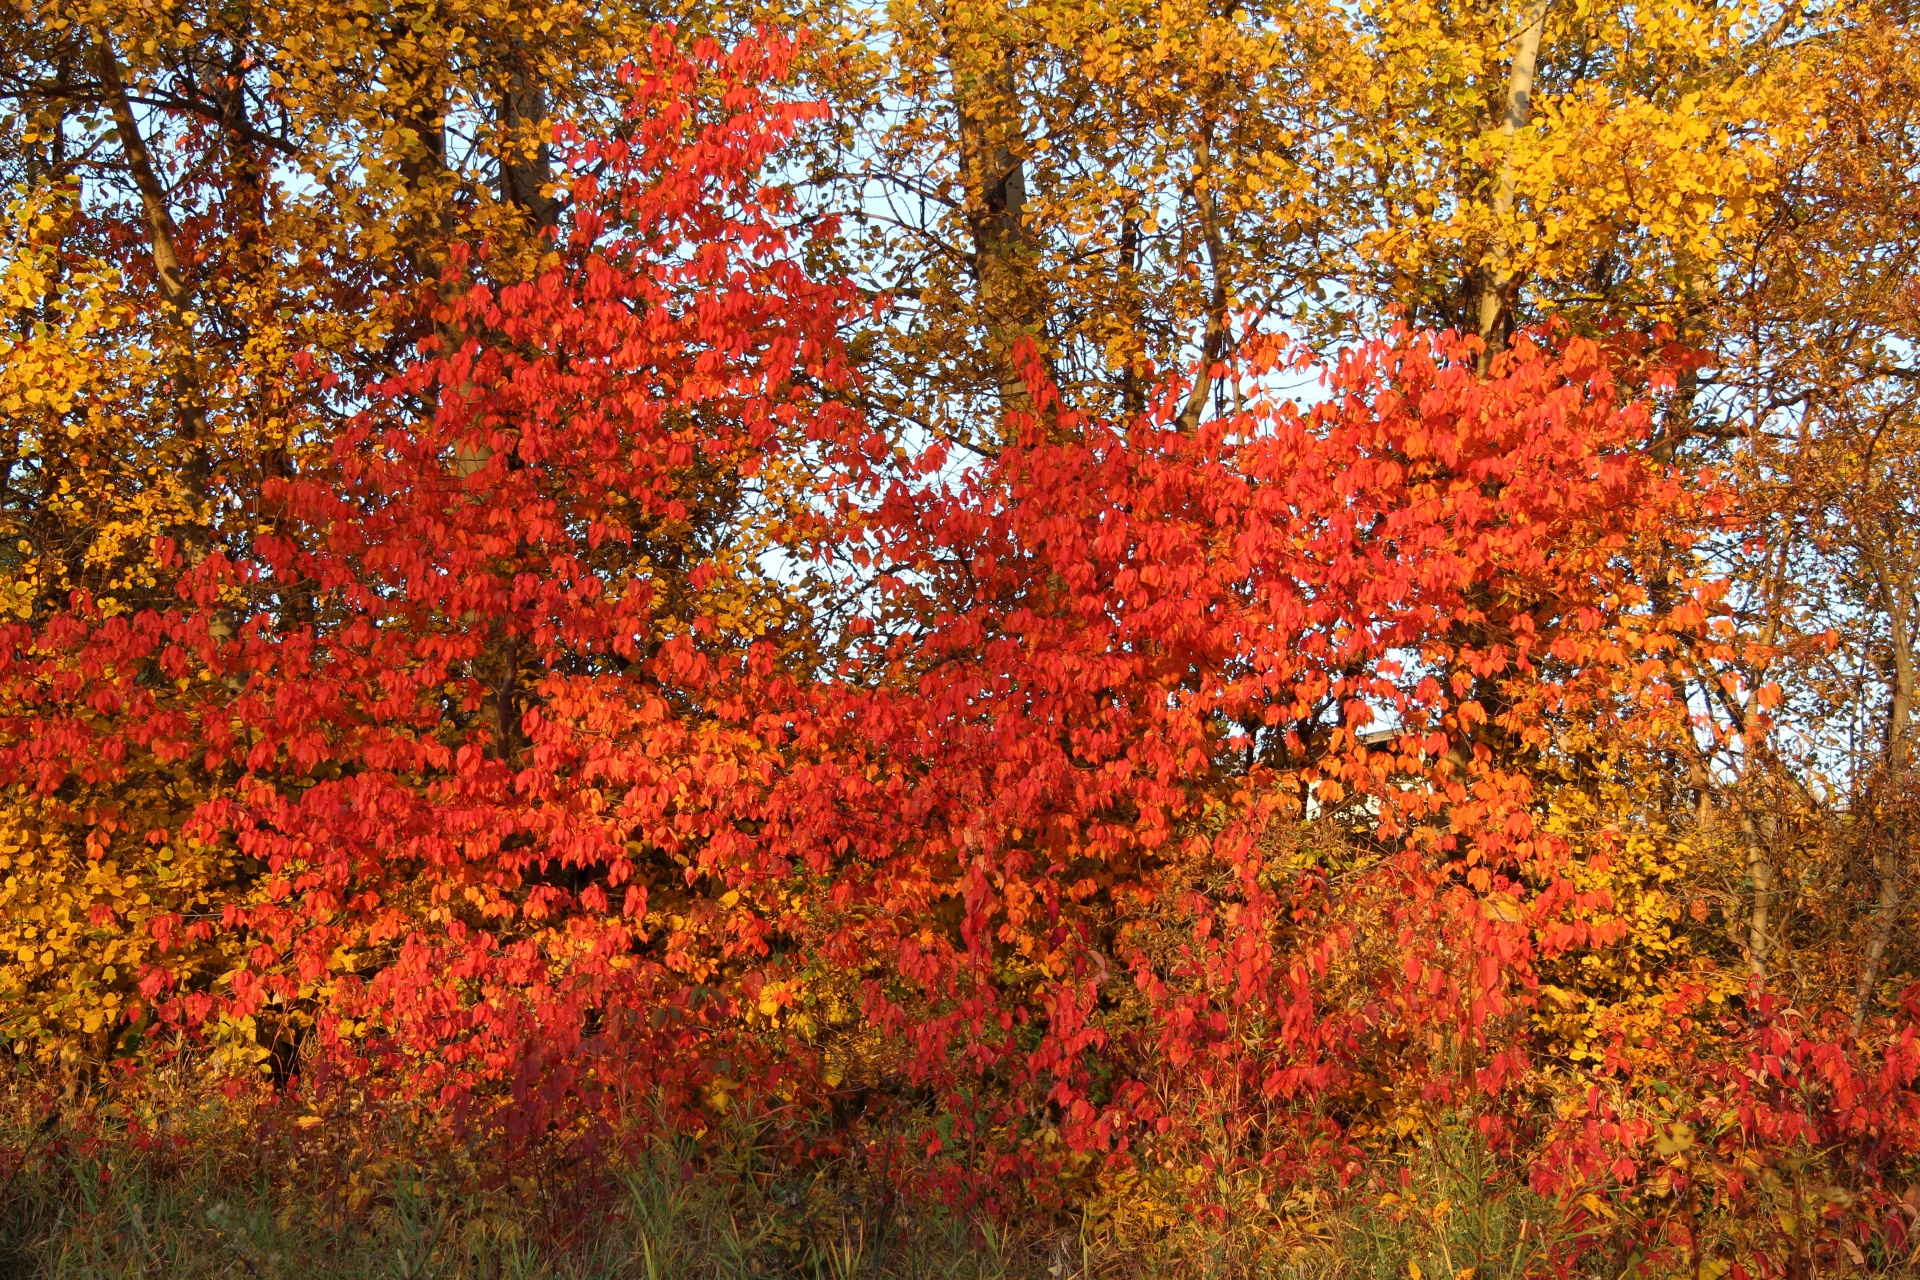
left=500, top=72, right=558, bottom=233
left=1854, top=553, right=1915, bottom=1030
left=93, top=32, right=191, bottom=312
left=1178, top=119, right=1230, bottom=432
left=93, top=29, right=211, bottom=561
left=1743, top=809, right=1775, bottom=984
left=948, top=30, right=1049, bottom=421
left=1474, top=0, right=1549, bottom=370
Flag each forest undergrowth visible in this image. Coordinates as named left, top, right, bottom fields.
left=3, top=1073, right=1893, bottom=1279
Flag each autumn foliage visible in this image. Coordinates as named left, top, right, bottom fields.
left=6, top=3, right=1920, bottom=1276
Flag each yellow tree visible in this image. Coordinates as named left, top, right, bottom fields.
left=805, top=0, right=1808, bottom=452
left=1688, top=12, right=1920, bottom=1022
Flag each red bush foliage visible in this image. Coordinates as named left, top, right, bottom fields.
left=5, top=31, right=1919, bottom=1269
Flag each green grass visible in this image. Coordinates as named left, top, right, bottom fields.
left=4, top=1085, right=1903, bottom=1278
left=0, top=1110, right=1579, bottom=1279
left=1068, top=1122, right=1598, bottom=1280
left=0, top=1157, right=1026, bottom=1280
left=0, top=1087, right=1039, bottom=1280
